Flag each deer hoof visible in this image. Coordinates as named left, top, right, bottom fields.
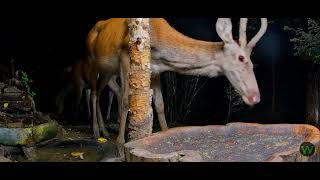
left=93, top=129, right=100, bottom=138
left=116, top=136, right=125, bottom=145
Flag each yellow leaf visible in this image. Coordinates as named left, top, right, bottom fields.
left=71, top=152, right=84, bottom=159
left=3, top=102, right=9, bottom=108
left=97, top=137, right=108, bottom=144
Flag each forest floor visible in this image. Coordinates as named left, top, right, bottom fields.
left=0, top=77, right=122, bottom=162
left=3, top=124, right=121, bottom=162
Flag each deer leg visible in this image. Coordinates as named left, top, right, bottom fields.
left=151, top=75, right=168, bottom=131
left=96, top=74, right=112, bottom=138
left=116, top=52, right=130, bottom=144
left=106, top=90, right=114, bottom=121
left=85, top=89, right=91, bottom=121
left=90, top=76, right=100, bottom=138
left=108, top=76, right=121, bottom=127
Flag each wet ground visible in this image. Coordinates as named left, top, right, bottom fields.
left=7, top=125, right=121, bottom=162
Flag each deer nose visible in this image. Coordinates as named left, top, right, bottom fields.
left=247, top=92, right=260, bottom=105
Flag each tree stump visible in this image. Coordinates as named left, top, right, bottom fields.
left=124, top=122, right=320, bottom=162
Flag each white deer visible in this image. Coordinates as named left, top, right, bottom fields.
left=82, top=18, right=267, bottom=144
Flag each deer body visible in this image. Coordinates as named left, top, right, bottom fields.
left=55, top=59, right=92, bottom=120
left=89, top=19, right=223, bottom=76
left=55, top=58, right=117, bottom=128
left=86, top=18, right=267, bottom=143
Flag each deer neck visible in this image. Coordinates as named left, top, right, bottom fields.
left=150, top=18, right=225, bottom=77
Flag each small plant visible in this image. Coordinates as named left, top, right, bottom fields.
left=17, top=70, right=36, bottom=98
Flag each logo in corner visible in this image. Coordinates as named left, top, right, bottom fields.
left=300, top=142, right=316, bottom=156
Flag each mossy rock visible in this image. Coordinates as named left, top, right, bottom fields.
left=0, top=116, right=58, bottom=146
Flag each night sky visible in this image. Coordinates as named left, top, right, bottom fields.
left=0, top=13, right=310, bottom=126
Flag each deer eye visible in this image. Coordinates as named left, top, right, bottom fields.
left=238, top=55, right=245, bottom=62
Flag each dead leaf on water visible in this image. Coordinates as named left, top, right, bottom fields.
left=97, top=137, right=108, bottom=144
left=71, top=152, right=84, bottom=160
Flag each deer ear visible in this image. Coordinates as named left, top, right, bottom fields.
left=216, top=18, right=234, bottom=43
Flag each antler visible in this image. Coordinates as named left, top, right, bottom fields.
left=239, top=18, right=248, bottom=48
left=247, top=18, right=268, bottom=49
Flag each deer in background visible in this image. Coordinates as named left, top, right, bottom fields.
left=86, top=18, right=268, bottom=144
left=55, top=59, right=91, bottom=121
left=55, top=58, right=117, bottom=136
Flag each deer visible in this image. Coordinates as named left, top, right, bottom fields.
left=85, top=18, right=268, bottom=144
left=55, top=58, right=117, bottom=135
left=55, top=59, right=92, bottom=122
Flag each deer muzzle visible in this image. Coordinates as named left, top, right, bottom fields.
left=242, top=91, right=260, bottom=106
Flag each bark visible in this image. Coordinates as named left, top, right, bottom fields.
left=306, top=65, right=320, bottom=127
left=127, top=18, right=153, bottom=141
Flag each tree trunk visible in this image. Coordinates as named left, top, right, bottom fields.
left=306, top=65, right=320, bottom=127
left=127, top=18, right=153, bottom=141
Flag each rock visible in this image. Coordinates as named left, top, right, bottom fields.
left=3, top=86, right=23, bottom=95
left=0, top=100, right=33, bottom=112
left=7, top=122, right=24, bottom=128
left=0, top=119, right=59, bottom=146
left=0, top=91, right=34, bottom=112
left=0, top=155, right=12, bottom=162
left=22, top=147, right=35, bottom=159
left=0, top=145, right=22, bottom=156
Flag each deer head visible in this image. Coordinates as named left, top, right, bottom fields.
left=216, top=18, right=268, bottom=106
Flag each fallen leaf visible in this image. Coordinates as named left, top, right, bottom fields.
left=71, top=152, right=84, bottom=160
left=97, top=137, right=108, bottom=144
left=3, top=102, right=9, bottom=108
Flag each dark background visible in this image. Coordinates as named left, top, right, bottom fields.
left=0, top=10, right=310, bottom=127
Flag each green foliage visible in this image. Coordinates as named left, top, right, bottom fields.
left=19, top=70, right=36, bottom=98
left=284, top=18, right=320, bottom=64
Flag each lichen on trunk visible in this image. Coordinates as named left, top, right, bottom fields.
left=127, top=18, right=153, bottom=141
